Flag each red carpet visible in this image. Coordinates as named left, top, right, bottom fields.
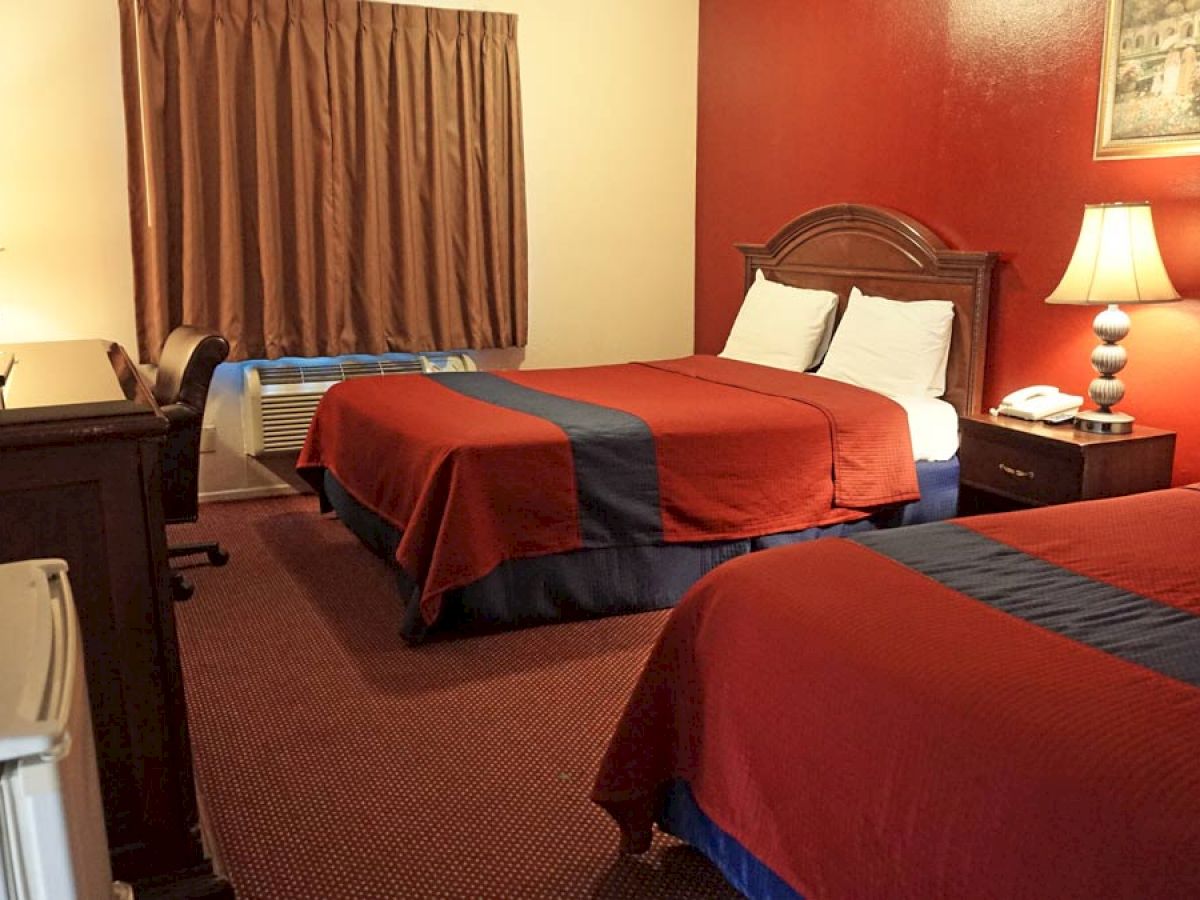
left=171, top=496, right=741, bottom=899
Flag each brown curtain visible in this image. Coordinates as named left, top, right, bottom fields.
left=118, top=0, right=527, bottom=362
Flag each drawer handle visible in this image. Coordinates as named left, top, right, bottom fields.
left=998, top=462, right=1034, bottom=480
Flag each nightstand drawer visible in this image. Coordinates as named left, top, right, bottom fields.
left=960, top=432, right=1083, bottom=506
left=958, top=414, right=1176, bottom=515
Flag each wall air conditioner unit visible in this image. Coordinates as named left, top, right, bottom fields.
left=243, top=352, right=476, bottom=456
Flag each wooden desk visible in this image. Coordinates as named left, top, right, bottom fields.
left=0, top=340, right=230, bottom=899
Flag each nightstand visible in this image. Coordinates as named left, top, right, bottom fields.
left=958, top=413, right=1176, bottom=514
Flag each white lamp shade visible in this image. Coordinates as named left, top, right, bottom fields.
left=1046, top=202, right=1181, bottom=305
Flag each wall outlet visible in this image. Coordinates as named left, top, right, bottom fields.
left=200, top=425, right=217, bottom=454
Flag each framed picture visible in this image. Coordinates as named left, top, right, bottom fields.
left=1094, top=0, right=1200, bottom=159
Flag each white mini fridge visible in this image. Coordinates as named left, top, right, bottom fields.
left=0, top=559, right=130, bottom=900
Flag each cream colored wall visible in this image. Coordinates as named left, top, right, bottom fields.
left=0, top=1, right=138, bottom=352
left=0, top=0, right=699, bottom=369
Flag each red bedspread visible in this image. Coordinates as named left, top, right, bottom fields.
left=592, top=487, right=1200, bottom=898
left=297, top=356, right=917, bottom=626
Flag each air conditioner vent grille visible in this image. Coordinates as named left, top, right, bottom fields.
left=244, top=352, right=474, bottom=456
left=256, top=358, right=425, bottom=386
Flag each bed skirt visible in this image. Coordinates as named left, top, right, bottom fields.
left=660, top=780, right=802, bottom=900
left=322, top=458, right=959, bottom=641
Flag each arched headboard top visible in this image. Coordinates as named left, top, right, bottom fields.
left=736, top=203, right=998, bottom=417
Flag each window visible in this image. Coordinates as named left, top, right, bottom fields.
left=119, top=0, right=527, bottom=362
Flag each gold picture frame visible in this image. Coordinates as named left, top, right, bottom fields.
left=1094, top=0, right=1200, bottom=160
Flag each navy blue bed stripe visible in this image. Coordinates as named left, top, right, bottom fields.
left=432, top=373, right=664, bottom=546
left=852, top=523, right=1200, bottom=689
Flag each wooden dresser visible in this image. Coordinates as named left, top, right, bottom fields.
left=0, top=340, right=230, bottom=898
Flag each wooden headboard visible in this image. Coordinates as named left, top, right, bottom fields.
left=736, top=204, right=998, bottom=417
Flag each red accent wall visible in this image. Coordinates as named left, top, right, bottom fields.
left=696, top=0, right=1200, bottom=484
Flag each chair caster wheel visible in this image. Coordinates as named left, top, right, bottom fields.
left=171, top=573, right=194, bottom=603
left=209, top=548, right=230, bottom=567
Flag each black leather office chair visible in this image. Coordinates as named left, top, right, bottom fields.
left=154, top=326, right=231, bottom=601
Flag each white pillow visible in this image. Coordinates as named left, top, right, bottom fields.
left=815, top=287, right=954, bottom=398
left=719, top=271, right=839, bottom=372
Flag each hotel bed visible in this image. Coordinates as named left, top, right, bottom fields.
left=592, top=485, right=1200, bottom=899
left=297, top=204, right=997, bottom=641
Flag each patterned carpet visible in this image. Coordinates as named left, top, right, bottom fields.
left=170, top=496, right=741, bottom=899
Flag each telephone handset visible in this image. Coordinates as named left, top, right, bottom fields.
left=991, top=385, right=1084, bottom=422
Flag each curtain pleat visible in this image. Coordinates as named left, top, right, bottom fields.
left=118, top=0, right=527, bottom=362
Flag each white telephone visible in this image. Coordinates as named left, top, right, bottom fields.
left=992, top=385, right=1084, bottom=422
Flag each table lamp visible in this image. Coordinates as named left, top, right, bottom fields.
left=1045, top=201, right=1180, bottom=434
